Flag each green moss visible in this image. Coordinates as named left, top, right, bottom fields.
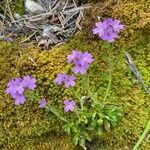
left=0, top=42, right=74, bottom=149
left=1, top=0, right=150, bottom=149
left=0, top=0, right=25, bottom=15
left=0, top=2, right=3, bottom=14
left=11, top=0, right=25, bottom=15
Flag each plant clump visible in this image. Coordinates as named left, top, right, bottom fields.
left=0, top=0, right=150, bottom=149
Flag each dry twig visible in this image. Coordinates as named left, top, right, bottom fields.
left=1, top=0, right=89, bottom=48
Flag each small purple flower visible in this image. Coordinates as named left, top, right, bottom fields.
left=6, top=78, right=26, bottom=105
left=55, top=73, right=76, bottom=88
left=14, top=94, right=26, bottom=105
left=92, top=22, right=105, bottom=36
left=92, top=18, right=124, bottom=42
left=82, top=52, right=94, bottom=64
left=67, top=51, right=94, bottom=74
left=39, top=98, right=46, bottom=108
left=67, top=50, right=82, bottom=64
left=112, top=19, right=125, bottom=32
left=54, top=73, right=67, bottom=85
left=22, top=75, right=36, bottom=90
left=64, top=100, right=75, bottom=112
left=72, top=61, right=89, bottom=74
left=6, top=75, right=37, bottom=105
left=64, top=75, right=76, bottom=88
left=6, top=78, right=24, bottom=95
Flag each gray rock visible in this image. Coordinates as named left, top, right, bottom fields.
left=25, top=0, right=45, bottom=15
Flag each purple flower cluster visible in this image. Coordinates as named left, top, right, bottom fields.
left=64, top=100, right=75, bottom=112
left=55, top=50, right=93, bottom=112
left=6, top=75, right=36, bottom=105
left=92, top=18, right=124, bottom=42
left=55, top=73, right=75, bottom=88
left=67, top=50, right=94, bottom=74
left=54, top=50, right=93, bottom=89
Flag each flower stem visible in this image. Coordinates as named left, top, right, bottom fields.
left=103, top=73, right=112, bottom=103
left=103, top=43, right=112, bottom=104
left=46, top=106, right=68, bottom=123
left=132, top=120, right=150, bottom=150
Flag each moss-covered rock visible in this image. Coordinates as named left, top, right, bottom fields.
left=0, top=0, right=150, bottom=149
left=0, top=42, right=74, bottom=149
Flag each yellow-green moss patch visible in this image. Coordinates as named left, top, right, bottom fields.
left=1, top=0, right=150, bottom=149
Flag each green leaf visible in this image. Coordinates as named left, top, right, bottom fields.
left=92, top=112, right=96, bottom=120
left=79, top=96, right=85, bottom=110
left=74, top=90, right=81, bottom=99
left=84, top=133, right=92, bottom=142
left=25, top=90, right=40, bottom=102
left=80, top=138, right=87, bottom=150
left=97, top=127, right=103, bottom=136
left=82, top=74, right=90, bottom=92
left=73, top=134, right=79, bottom=145
left=97, top=119, right=103, bottom=125
left=72, top=126, right=78, bottom=133
left=80, top=116, right=88, bottom=124
left=91, top=92, right=98, bottom=102
left=63, top=126, right=70, bottom=134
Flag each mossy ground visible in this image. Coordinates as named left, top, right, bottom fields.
left=0, top=0, right=150, bottom=149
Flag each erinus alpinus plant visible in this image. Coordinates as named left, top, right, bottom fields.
left=5, top=18, right=125, bottom=149
left=1, top=0, right=150, bottom=149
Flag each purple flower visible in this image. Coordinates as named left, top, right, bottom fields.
left=13, top=94, right=26, bottom=105
left=68, top=51, right=94, bottom=74
left=112, top=19, right=125, bottom=32
left=54, top=73, right=67, bottom=85
left=92, top=22, right=105, bottom=36
left=64, top=100, right=76, bottom=112
left=92, top=18, right=124, bottom=42
left=64, top=75, right=76, bottom=88
left=6, top=75, right=37, bottom=105
left=82, top=52, right=94, bottom=64
left=6, top=78, right=26, bottom=105
left=55, top=73, right=76, bottom=88
left=39, top=98, right=46, bottom=108
left=72, top=60, right=89, bottom=74
left=6, top=78, right=24, bottom=95
left=67, top=50, right=82, bottom=64
left=22, top=75, right=36, bottom=90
